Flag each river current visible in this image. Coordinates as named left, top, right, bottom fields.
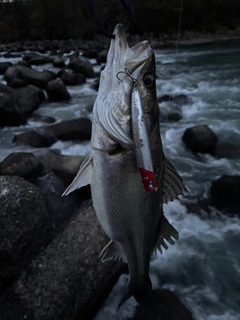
left=1, top=42, right=240, bottom=320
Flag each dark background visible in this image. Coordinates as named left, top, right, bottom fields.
left=0, top=0, right=240, bottom=42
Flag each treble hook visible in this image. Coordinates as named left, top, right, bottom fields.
left=90, top=0, right=135, bottom=39
left=116, top=68, right=138, bottom=85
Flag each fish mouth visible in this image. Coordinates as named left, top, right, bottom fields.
left=110, top=24, right=153, bottom=74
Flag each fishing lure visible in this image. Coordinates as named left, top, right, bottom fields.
left=117, top=69, right=158, bottom=193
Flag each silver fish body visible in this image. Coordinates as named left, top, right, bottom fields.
left=63, top=24, right=187, bottom=317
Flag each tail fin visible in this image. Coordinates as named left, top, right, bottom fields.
left=118, top=282, right=156, bottom=319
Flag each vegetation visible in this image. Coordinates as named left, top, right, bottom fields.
left=0, top=0, right=240, bottom=42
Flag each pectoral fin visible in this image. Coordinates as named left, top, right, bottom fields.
left=99, top=239, right=127, bottom=263
left=62, top=154, right=93, bottom=196
left=155, top=215, right=179, bottom=254
left=162, top=157, right=188, bottom=203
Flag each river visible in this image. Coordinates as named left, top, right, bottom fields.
left=1, top=41, right=240, bottom=320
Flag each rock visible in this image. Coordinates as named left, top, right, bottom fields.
left=210, top=175, right=240, bottom=213
left=182, top=125, right=218, bottom=154
left=12, top=86, right=40, bottom=116
left=39, top=117, right=92, bottom=141
left=46, top=79, right=71, bottom=101
left=28, top=84, right=45, bottom=101
left=3, top=52, right=21, bottom=58
left=52, top=56, right=66, bottom=68
left=0, top=84, right=26, bottom=127
left=61, top=71, right=86, bottom=86
left=29, top=56, right=53, bottom=66
left=132, top=289, right=193, bottom=320
left=0, top=152, right=44, bottom=180
left=14, top=60, right=31, bottom=68
left=173, top=94, right=192, bottom=106
left=0, top=62, right=12, bottom=75
left=13, top=130, right=55, bottom=148
left=0, top=200, right=124, bottom=320
left=15, top=66, right=55, bottom=88
left=0, top=176, right=54, bottom=284
left=159, top=101, right=182, bottom=122
left=28, top=114, right=55, bottom=124
left=96, top=49, right=108, bottom=64
left=22, top=52, right=42, bottom=62
left=90, top=78, right=100, bottom=91
left=158, top=95, right=173, bottom=103
left=68, top=56, right=95, bottom=78
left=36, top=149, right=91, bottom=199
left=82, top=49, right=98, bottom=59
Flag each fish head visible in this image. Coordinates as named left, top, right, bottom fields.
left=94, top=24, right=158, bottom=148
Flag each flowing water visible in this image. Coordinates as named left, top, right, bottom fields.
left=1, top=42, right=240, bottom=320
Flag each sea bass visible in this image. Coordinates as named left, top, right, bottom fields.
left=63, top=24, right=187, bottom=317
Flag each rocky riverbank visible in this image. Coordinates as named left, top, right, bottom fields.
left=0, top=38, right=240, bottom=319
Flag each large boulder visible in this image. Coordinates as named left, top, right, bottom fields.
left=182, top=125, right=218, bottom=154
left=52, top=56, right=66, bottom=68
left=61, top=71, right=86, bottom=86
left=46, top=79, right=71, bottom=101
left=12, top=86, right=40, bottom=116
left=0, top=62, right=12, bottom=75
left=210, top=175, right=240, bottom=213
left=0, top=84, right=26, bottom=127
left=68, top=56, right=95, bottom=78
left=13, top=130, right=55, bottom=148
left=0, top=152, right=44, bottom=180
left=28, top=56, right=53, bottom=66
left=133, top=289, right=193, bottom=320
left=0, top=200, right=124, bottom=320
left=38, top=117, right=92, bottom=141
left=5, top=66, right=55, bottom=89
left=0, top=176, right=54, bottom=285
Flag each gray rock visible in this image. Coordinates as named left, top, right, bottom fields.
left=12, top=86, right=40, bottom=116
left=0, top=176, right=54, bottom=283
left=0, top=62, right=12, bottom=75
left=13, top=130, right=55, bottom=148
left=96, top=49, right=108, bottom=64
left=15, top=66, right=55, bottom=88
left=22, top=52, right=42, bottom=62
left=61, top=71, right=86, bottom=86
left=29, top=56, right=53, bottom=66
left=68, top=56, right=95, bottom=78
left=182, top=124, right=218, bottom=154
left=210, top=175, right=240, bottom=213
left=159, top=101, right=182, bottom=122
left=0, top=84, right=26, bottom=127
left=52, top=56, right=66, bottom=68
left=28, top=84, right=45, bottom=101
left=0, top=152, right=44, bottom=180
left=46, top=78, right=71, bottom=101
left=0, top=200, right=124, bottom=320
left=132, top=288, right=193, bottom=320
left=39, top=117, right=92, bottom=141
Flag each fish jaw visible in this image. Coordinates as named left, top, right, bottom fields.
left=93, top=24, right=154, bottom=148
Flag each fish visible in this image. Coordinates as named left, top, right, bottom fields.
left=63, top=23, right=187, bottom=318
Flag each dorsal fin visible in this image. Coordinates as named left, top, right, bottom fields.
left=62, top=154, right=93, bottom=196
left=162, top=157, right=188, bottom=203
left=100, top=240, right=127, bottom=263
left=155, top=215, right=179, bottom=254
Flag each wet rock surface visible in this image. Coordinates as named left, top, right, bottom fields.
left=182, top=124, right=218, bottom=154
left=210, top=175, right=240, bottom=213
left=0, top=152, right=44, bottom=180
left=46, top=78, right=71, bottom=101
left=0, top=176, right=54, bottom=285
left=0, top=200, right=124, bottom=320
left=13, top=130, right=55, bottom=148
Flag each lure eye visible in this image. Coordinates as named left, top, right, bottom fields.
left=143, top=74, right=154, bottom=89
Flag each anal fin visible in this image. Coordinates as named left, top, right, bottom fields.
left=62, top=154, right=93, bottom=196
left=100, top=240, right=127, bottom=263
left=155, top=215, right=179, bottom=254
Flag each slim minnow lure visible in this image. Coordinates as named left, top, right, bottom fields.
left=117, top=69, right=158, bottom=192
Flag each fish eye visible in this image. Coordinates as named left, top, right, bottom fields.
left=143, top=74, right=154, bottom=89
